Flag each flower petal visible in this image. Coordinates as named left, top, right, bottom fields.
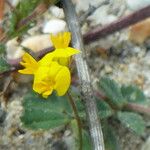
left=54, top=66, right=70, bottom=96
left=18, top=53, right=38, bottom=74
left=50, top=32, right=71, bottom=49
left=52, top=47, right=80, bottom=58
left=38, top=52, right=54, bottom=66
left=33, top=62, right=62, bottom=98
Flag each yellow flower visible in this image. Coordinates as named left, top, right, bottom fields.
left=33, top=62, right=70, bottom=98
left=18, top=32, right=80, bottom=98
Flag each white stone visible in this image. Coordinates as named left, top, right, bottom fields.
left=6, top=38, right=19, bottom=60
left=20, top=34, right=52, bottom=53
left=73, top=0, right=103, bottom=12
left=6, top=34, right=52, bottom=59
left=8, top=0, right=20, bottom=6
left=88, top=5, right=117, bottom=26
left=126, top=0, right=150, bottom=11
left=49, top=6, right=64, bottom=19
left=42, top=19, right=66, bottom=34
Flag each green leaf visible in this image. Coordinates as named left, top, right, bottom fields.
left=17, top=0, right=42, bottom=19
left=70, top=86, right=86, bottom=119
left=117, top=111, right=145, bottom=135
left=8, top=0, right=41, bottom=38
left=71, top=120, right=92, bottom=150
left=21, top=91, right=72, bottom=130
left=102, top=122, right=120, bottom=150
left=0, top=56, right=11, bottom=72
left=82, top=130, right=92, bottom=150
left=121, top=85, right=149, bottom=105
left=99, top=77, right=126, bottom=108
left=0, top=43, right=5, bottom=54
left=96, top=99, right=113, bottom=119
left=8, top=0, right=59, bottom=38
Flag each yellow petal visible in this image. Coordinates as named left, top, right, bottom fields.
left=50, top=32, right=71, bottom=49
left=54, top=66, right=70, bottom=96
left=33, top=62, right=62, bottom=98
left=52, top=47, right=80, bottom=58
left=38, top=52, right=54, bottom=66
left=54, top=57, right=70, bottom=66
left=18, top=53, right=38, bottom=74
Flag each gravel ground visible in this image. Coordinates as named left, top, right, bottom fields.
left=0, top=0, right=150, bottom=149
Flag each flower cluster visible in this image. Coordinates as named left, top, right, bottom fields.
left=19, top=32, right=80, bottom=98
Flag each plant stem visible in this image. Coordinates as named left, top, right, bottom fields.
left=67, top=92, right=82, bottom=150
left=83, top=5, right=150, bottom=44
left=62, top=0, right=105, bottom=150
left=0, top=0, right=5, bottom=36
left=125, top=103, right=150, bottom=116
left=0, top=68, right=18, bottom=78
left=95, top=89, right=150, bottom=116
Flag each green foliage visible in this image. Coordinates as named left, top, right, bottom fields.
left=16, top=0, right=42, bottom=19
left=103, top=122, right=120, bottom=150
left=0, top=56, right=11, bottom=72
left=0, top=43, right=5, bottom=54
left=20, top=77, right=148, bottom=148
left=8, top=0, right=59, bottom=38
left=8, top=0, right=41, bottom=37
left=117, top=111, right=145, bottom=135
left=98, top=77, right=147, bottom=135
left=121, top=85, right=149, bottom=105
left=71, top=120, right=92, bottom=150
left=99, top=77, right=126, bottom=108
left=96, top=99, right=113, bottom=119
left=21, top=91, right=72, bottom=130
left=82, top=130, right=92, bottom=150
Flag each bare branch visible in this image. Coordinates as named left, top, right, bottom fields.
left=83, top=5, right=150, bottom=44
left=125, top=103, right=150, bottom=116
left=62, top=0, right=105, bottom=150
left=95, top=89, right=150, bottom=116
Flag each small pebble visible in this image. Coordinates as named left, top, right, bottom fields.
left=126, top=0, right=150, bottom=11
left=49, top=6, right=64, bottom=19
left=42, top=19, right=66, bottom=34
left=6, top=34, right=52, bottom=60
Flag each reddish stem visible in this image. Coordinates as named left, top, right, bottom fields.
left=83, top=5, right=150, bottom=44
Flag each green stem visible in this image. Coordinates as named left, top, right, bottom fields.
left=67, top=92, right=82, bottom=150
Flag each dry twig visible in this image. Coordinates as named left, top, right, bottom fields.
left=83, top=5, right=150, bottom=44
left=0, top=0, right=5, bottom=36
left=62, top=0, right=105, bottom=150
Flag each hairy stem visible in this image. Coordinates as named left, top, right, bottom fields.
left=124, top=103, right=150, bottom=116
left=84, top=5, right=150, bottom=44
left=95, top=89, right=150, bottom=116
left=67, top=92, right=82, bottom=150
